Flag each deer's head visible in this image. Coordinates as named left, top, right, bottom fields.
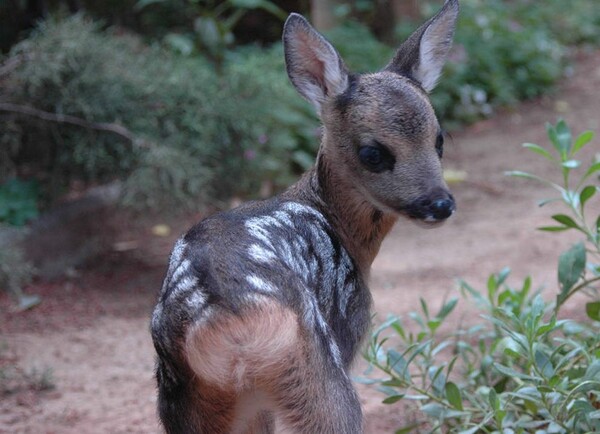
left=283, top=0, right=459, bottom=224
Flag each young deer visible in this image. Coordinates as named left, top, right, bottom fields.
left=151, top=1, right=459, bottom=432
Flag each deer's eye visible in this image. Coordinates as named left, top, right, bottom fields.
left=435, top=133, right=444, bottom=159
left=358, top=143, right=395, bottom=173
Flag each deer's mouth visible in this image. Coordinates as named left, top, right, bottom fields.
left=399, top=194, right=456, bottom=223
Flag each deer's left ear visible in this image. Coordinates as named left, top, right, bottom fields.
left=283, top=13, right=349, bottom=114
left=385, top=0, right=459, bottom=92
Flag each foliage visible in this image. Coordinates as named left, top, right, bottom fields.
left=363, top=120, right=600, bottom=433
left=135, top=0, right=286, bottom=70
left=326, top=21, right=393, bottom=73
left=513, top=0, right=600, bottom=47
left=324, top=0, right=600, bottom=129
left=426, top=0, right=565, bottom=127
left=508, top=120, right=600, bottom=317
left=3, top=1, right=600, bottom=213
left=1, top=15, right=317, bottom=210
left=0, top=178, right=39, bottom=226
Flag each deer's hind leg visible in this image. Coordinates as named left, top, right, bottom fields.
left=183, top=296, right=362, bottom=433
left=265, top=330, right=363, bottom=434
left=156, top=366, right=237, bottom=434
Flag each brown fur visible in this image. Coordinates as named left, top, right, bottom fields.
left=152, top=3, right=459, bottom=432
left=185, top=298, right=299, bottom=393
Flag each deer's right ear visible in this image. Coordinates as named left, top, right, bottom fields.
left=283, top=13, right=349, bottom=114
left=384, top=0, right=459, bottom=92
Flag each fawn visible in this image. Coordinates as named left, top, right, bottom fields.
left=151, top=1, right=459, bottom=432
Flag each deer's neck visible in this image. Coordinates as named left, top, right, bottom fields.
left=287, top=151, right=397, bottom=273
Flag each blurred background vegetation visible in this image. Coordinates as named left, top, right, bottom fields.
left=1, top=0, right=600, bottom=217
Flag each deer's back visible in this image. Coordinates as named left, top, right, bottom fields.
left=151, top=198, right=372, bottom=379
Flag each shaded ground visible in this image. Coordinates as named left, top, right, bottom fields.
left=1, top=50, right=600, bottom=433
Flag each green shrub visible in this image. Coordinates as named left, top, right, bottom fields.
left=326, top=21, right=394, bottom=73
left=1, top=15, right=317, bottom=210
left=363, top=120, right=600, bottom=433
left=0, top=178, right=39, bottom=226
left=428, top=0, right=566, bottom=127
left=3, top=1, right=599, bottom=212
left=514, top=0, right=600, bottom=47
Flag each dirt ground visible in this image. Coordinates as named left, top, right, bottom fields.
left=1, top=50, right=600, bottom=434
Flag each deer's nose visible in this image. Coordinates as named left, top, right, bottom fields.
left=430, top=198, right=455, bottom=220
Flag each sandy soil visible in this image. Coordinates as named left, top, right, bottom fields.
left=1, top=50, right=600, bottom=434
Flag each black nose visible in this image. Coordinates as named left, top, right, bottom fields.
left=430, top=198, right=455, bottom=220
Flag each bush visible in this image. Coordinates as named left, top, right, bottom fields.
left=363, top=120, right=600, bottom=433
left=0, top=178, right=39, bottom=226
left=3, top=1, right=600, bottom=213
left=426, top=0, right=566, bottom=127
left=1, top=15, right=317, bottom=211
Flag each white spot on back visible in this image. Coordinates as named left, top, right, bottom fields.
left=186, top=291, right=206, bottom=309
left=248, top=243, right=276, bottom=263
left=245, top=219, right=275, bottom=249
left=172, top=276, right=198, bottom=296
left=273, top=210, right=293, bottom=227
left=170, top=238, right=187, bottom=266
left=171, top=259, right=191, bottom=283
left=281, top=202, right=324, bottom=222
left=246, top=275, right=278, bottom=293
left=151, top=303, right=163, bottom=329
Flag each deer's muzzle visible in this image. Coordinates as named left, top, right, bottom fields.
left=404, top=190, right=456, bottom=223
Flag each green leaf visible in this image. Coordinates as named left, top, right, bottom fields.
left=164, top=33, right=194, bottom=56
left=557, top=242, right=586, bottom=299
left=586, top=302, right=600, bottom=321
left=505, top=170, right=540, bottom=180
left=583, top=162, right=600, bottom=181
left=536, top=316, right=557, bottom=336
left=395, top=425, right=421, bottom=434
left=580, top=185, right=597, bottom=209
left=538, top=226, right=570, bottom=232
left=391, top=321, right=406, bottom=340
left=505, top=171, right=561, bottom=189
left=420, top=297, right=430, bottom=319
left=429, top=365, right=446, bottom=396
left=488, top=388, right=500, bottom=411
left=555, top=119, right=572, bottom=156
left=537, top=198, right=561, bottom=207
left=497, top=336, right=522, bottom=358
left=427, top=319, right=441, bottom=333
left=497, top=267, right=511, bottom=286
left=487, top=273, right=498, bottom=301
left=381, top=378, right=403, bottom=387
left=387, top=349, right=409, bottom=380
left=573, top=130, right=594, bottom=154
left=494, top=363, right=536, bottom=381
left=445, top=382, right=463, bottom=411
left=584, top=360, right=600, bottom=380
left=522, top=142, right=554, bottom=161
left=436, top=298, right=458, bottom=320
left=421, top=402, right=445, bottom=418
left=546, top=122, right=562, bottom=154
left=382, top=394, right=404, bottom=404
left=551, top=214, right=579, bottom=229
left=534, top=350, right=554, bottom=377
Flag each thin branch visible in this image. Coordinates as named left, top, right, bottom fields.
left=0, top=55, right=25, bottom=78
left=0, top=102, right=148, bottom=148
